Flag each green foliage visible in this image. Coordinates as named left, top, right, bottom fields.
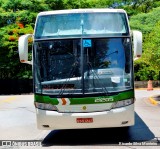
left=16, top=10, right=37, bottom=26
left=0, top=15, right=33, bottom=79
left=1, top=0, right=21, bottom=12
left=0, top=12, right=16, bottom=27
left=130, top=7, right=160, bottom=33
left=63, top=0, right=112, bottom=9
left=44, top=0, right=64, bottom=10
left=134, top=60, right=157, bottom=81
left=142, top=21, right=160, bottom=72
left=130, top=7, right=160, bottom=80
left=20, top=0, right=49, bottom=12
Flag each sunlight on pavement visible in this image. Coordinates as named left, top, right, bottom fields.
left=0, top=97, right=17, bottom=104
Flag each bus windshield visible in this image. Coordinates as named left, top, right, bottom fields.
left=35, top=12, right=129, bottom=38
left=34, top=37, right=133, bottom=95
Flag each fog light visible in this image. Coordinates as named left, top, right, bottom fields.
left=42, top=125, right=50, bottom=128
left=121, top=121, right=128, bottom=125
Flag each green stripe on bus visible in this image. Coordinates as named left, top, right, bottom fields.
left=34, top=94, right=59, bottom=105
left=34, top=90, right=134, bottom=105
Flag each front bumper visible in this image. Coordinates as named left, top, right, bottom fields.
left=36, top=104, right=134, bottom=130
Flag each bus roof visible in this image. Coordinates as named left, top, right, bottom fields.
left=37, top=8, right=127, bottom=16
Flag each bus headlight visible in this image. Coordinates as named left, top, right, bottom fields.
left=112, top=98, right=134, bottom=109
left=34, top=102, right=58, bottom=111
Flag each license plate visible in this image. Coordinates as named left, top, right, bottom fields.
left=76, top=118, right=93, bottom=123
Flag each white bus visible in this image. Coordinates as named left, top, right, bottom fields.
left=18, top=9, right=142, bottom=130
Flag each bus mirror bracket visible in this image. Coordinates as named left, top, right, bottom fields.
left=18, top=34, right=33, bottom=65
left=132, top=30, right=142, bottom=61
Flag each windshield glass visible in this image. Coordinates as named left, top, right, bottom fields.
left=34, top=37, right=133, bottom=95
left=35, top=12, right=128, bottom=39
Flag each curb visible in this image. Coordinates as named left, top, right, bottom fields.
left=149, top=97, right=158, bottom=105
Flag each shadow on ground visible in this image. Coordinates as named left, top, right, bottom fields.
left=42, top=112, right=155, bottom=146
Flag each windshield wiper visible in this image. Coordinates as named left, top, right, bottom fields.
left=86, top=62, right=109, bottom=95
left=85, top=46, right=109, bottom=95
left=59, top=58, right=80, bottom=95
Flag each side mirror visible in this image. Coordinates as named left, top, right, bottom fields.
left=132, top=30, right=142, bottom=61
left=18, top=34, right=33, bottom=65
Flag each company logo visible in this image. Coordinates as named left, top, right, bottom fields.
left=95, top=98, right=114, bottom=103
left=57, top=98, right=70, bottom=105
left=82, top=106, right=87, bottom=110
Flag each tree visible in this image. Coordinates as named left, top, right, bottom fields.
left=0, top=14, right=33, bottom=79
left=130, top=7, right=160, bottom=80
left=142, top=21, right=160, bottom=75
left=20, top=0, right=49, bottom=12
left=130, top=7, right=160, bottom=34
left=1, top=0, right=21, bottom=12
left=44, top=0, right=64, bottom=10
left=112, top=0, right=160, bottom=15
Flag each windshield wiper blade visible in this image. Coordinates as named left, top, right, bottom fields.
left=41, top=77, right=81, bottom=85
left=59, top=59, right=80, bottom=95
left=87, top=62, right=109, bottom=95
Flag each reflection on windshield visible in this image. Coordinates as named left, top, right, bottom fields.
left=34, top=38, right=132, bottom=95
left=35, top=13, right=128, bottom=38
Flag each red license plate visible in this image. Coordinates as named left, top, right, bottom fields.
left=76, top=118, right=93, bottom=123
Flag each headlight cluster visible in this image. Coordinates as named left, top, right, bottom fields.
left=34, top=102, right=58, bottom=111
left=112, top=98, right=134, bottom=109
